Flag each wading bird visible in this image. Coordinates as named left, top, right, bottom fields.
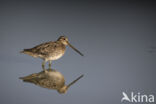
left=21, top=36, right=83, bottom=70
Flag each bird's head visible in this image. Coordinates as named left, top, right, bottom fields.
left=58, top=36, right=84, bottom=56
left=57, top=74, right=84, bottom=94
left=57, top=85, right=68, bottom=94
left=57, top=36, right=69, bottom=45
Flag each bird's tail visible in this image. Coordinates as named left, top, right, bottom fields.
left=19, top=73, right=39, bottom=84
left=19, top=73, right=37, bottom=80
left=20, top=49, right=36, bottom=57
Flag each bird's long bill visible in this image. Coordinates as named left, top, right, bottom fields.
left=68, top=42, right=84, bottom=56
left=67, top=74, right=84, bottom=88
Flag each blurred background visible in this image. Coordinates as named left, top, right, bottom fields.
left=0, top=0, right=156, bottom=104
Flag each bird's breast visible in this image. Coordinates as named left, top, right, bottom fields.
left=46, top=45, right=66, bottom=61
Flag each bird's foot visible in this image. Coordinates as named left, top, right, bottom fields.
left=42, top=64, right=46, bottom=71
left=48, top=61, right=52, bottom=70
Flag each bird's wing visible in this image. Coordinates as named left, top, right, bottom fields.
left=31, top=41, right=57, bottom=55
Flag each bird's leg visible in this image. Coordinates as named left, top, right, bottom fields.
left=48, top=60, right=52, bottom=70
left=42, top=61, right=46, bottom=71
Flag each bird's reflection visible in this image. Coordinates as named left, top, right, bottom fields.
left=19, top=69, right=83, bottom=94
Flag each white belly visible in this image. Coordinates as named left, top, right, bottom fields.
left=45, top=52, right=65, bottom=62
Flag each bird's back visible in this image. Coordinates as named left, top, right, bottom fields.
left=21, top=41, right=66, bottom=60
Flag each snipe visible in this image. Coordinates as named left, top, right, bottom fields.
left=21, top=36, right=83, bottom=70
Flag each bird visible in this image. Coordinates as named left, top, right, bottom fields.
left=20, top=36, right=83, bottom=70
left=19, top=68, right=84, bottom=94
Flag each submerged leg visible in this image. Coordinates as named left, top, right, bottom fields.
left=48, top=60, right=52, bottom=69
left=42, top=61, right=46, bottom=71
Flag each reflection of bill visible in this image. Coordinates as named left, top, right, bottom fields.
left=19, top=69, right=84, bottom=94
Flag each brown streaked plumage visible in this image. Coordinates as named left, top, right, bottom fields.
left=21, top=36, right=83, bottom=70
left=19, top=68, right=84, bottom=94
